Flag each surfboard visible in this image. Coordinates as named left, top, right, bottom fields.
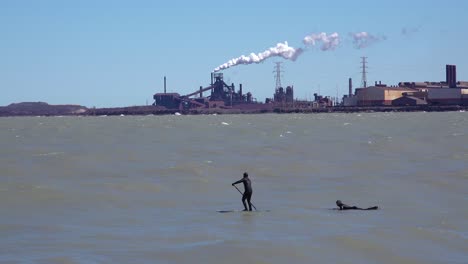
left=330, top=206, right=379, bottom=211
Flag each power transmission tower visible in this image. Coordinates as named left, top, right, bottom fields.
left=361, top=57, right=368, bottom=88
left=273, top=62, right=284, bottom=92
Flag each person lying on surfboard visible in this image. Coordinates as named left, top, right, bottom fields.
left=336, top=200, right=378, bottom=210
left=232, top=172, right=253, bottom=211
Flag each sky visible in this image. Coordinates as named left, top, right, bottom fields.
left=1, top=0, right=467, bottom=107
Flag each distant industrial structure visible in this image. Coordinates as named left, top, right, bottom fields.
left=266, top=62, right=295, bottom=105
left=343, top=64, right=468, bottom=107
left=361, top=57, right=368, bottom=88
left=153, top=59, right=466, bottom=111
left=266, top=62, right=333, bottom=108
left=153, top=73, right=255, bottom=110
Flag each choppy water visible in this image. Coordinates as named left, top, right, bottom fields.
left=1, top=112, right=467, bottom=264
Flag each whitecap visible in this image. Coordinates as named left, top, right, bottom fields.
left=35, top=152, right=65, bottom=157
left=221, top=122, right=229, bottom=125
left=343, top=123, right=351, bottom=126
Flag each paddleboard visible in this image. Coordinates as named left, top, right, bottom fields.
left=217, top=210, right=270, bottom=213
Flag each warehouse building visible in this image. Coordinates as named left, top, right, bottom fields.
left=344, top=65, right=468, bottom=106
left=354, top=82, right=416, bottom=106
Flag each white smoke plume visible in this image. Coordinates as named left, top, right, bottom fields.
left=351, top=32, right=386, bottom=49
left=213, top=42, right=303, bottom=72
left=303, top=32, right=340, bottom=51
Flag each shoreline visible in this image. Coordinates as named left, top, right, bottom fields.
left=1, top=103, right=467, bottom=117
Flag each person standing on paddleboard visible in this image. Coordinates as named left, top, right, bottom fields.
left=232, top=172, right=253, bottom=211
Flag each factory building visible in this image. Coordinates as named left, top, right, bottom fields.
left=344, top=64, right=468, bottom=106
left=273, top=86, right=294, bottom=104
left=153, top=73, right=255, bottom=110
left=392, top=96, right=427, bottom=106
left=427, top=88, right=468, bottom=105
left=354, top=82, right=416, bottom=106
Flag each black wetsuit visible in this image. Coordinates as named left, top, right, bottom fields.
left=339, top=204, right=361, bottom=210
left=233, top=177, right=253, bottom=211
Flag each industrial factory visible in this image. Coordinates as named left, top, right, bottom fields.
left=153, top=73, right=256, bottom=111
left=343, top=64, right=468, bottom=107
left=153, top=61, right=467, bottom=112
left=153, top=61, right=335, bottom=111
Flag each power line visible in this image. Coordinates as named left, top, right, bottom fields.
left=273, top=62, right=284, bottom=91
left=361, top=57, right=368, bottom=88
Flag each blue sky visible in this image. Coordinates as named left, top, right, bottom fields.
left=1, top=0, right=467, bottom=107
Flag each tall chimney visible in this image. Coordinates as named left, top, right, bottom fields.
left=164, top=76, right=166, bottom=94
left=239, top=84, right=243, bottom=98
left=446, top=65, right=457, bottom=88
left=348, top=78, right=352, bottom=96
left=446, top=65, right=450, bottom=86
left=451, top=65, right=457, bottom=88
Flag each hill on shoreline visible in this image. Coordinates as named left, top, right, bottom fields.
left=0, top=102, right=87, bottom=116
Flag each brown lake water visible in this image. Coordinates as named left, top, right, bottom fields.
left=1, top=112, right=467, bottom=263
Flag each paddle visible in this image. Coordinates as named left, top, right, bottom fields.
left=233, top=185, right=257, bottom=211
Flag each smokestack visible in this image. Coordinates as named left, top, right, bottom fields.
left=164, top=76, right=166, bottom=94
left=239, top=84, right=243, bottom=98
left=453, top=65, right=457, bottom=87
left=211, top=72, right=214, bottom=85
left=446, top=65, right=449, bottom=86
left=348, top=78, right=352, bottom=96
left=446, top=65, right=457, bottom=88
left=200, top=86, right=203, bottom=98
